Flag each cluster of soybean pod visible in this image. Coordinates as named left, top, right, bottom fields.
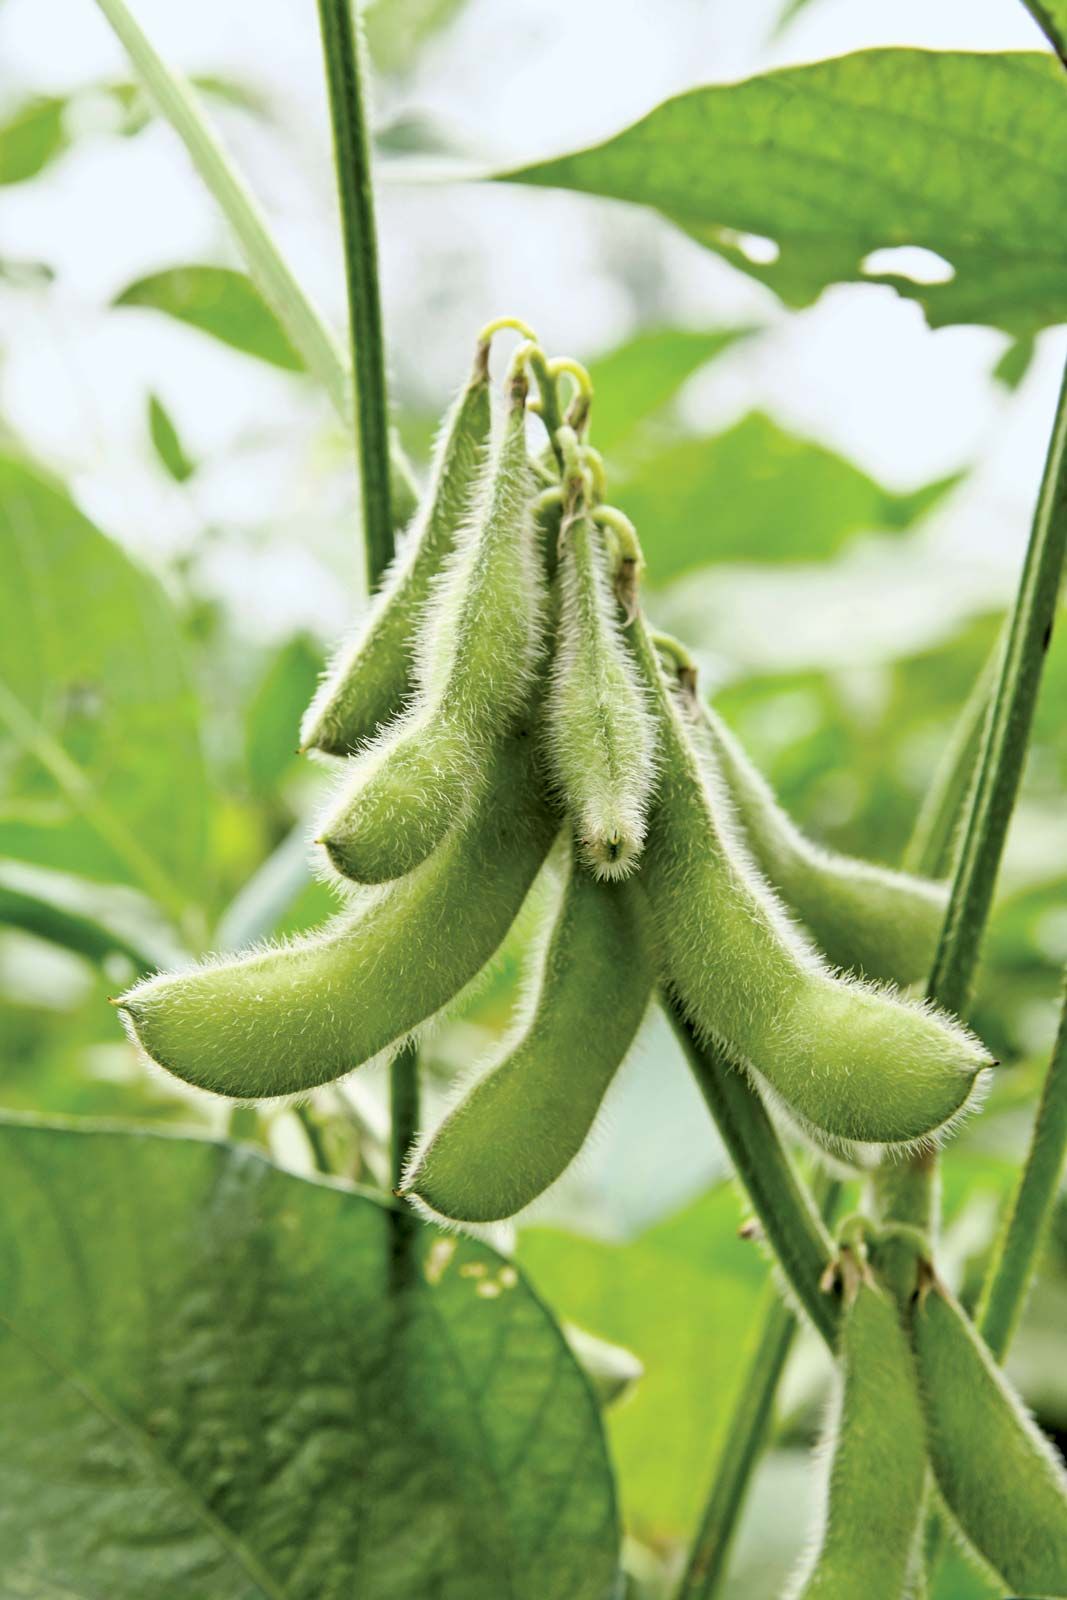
left=118, top=319, right=1067, bottom=1597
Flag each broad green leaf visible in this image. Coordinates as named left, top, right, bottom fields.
left=521, top=1183, right=774, bottom=1538
left=0, top=96, right=66, bottom=185
left=622, top=412, right=958, bottom=583
left=0, top=453, right=207, bottom=921
left=1024, top=0, right=1067, bottom=61
left=588, top=325, right=756, bottom=456
left=0, top=1117, right=619, bottom=1599
left=502, top=51, right=1067, bottom=336
left=116, top=266, right=303, bottom=371
left=147, top=392, right=197, bottom=482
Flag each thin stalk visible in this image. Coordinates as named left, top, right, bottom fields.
left=669, top=1008, right=839, bottom=1349
left=316, top=0, right=415, bottom=1188
left=92, top=0, right=417, bottom=506
left=977, top=984, right=1067, bottom=1359
left=677, top=1171, right=841, bottom=1600
left=316, top=0, right=394, bottom=584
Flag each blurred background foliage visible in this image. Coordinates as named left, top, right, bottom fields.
left=1, top=0, right=1066, bottom=1594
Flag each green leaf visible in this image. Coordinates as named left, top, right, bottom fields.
left=1024, top=1, right=1067, bottom=62
left=0, top=1117, right=619, bottom=1599
left=520, top=1183, right=772, bottom=1538
left=620, top=411, right=959, bottom=583
left=147, top=392, right=197, bottom=482
left=364, top=0, right=471, bottom=77
left=588, top=325, right=756, bottom=456
left=116, top=267, right=304, bottom=371
left=0, top=858, right=182, bottom=972
left=501, top=51, right=1067, bottom=336
left=244, top=634, right=323, bottom=795
left=0, top=453, right=207, bottom=921
left=0, top=96, right=67, bottom=185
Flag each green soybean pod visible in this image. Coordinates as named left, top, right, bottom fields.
left=913, top=1279, right=1067, bottom=1594
left=546, top=511, right=656, bottom=879
left=301, top=339, right=493, bottom=758
left=791, top=1267, right=925, bottom=1599
left=629, top=615, right=992, bottom=1151
left=116, top=725, right=557, bottom=1101
left=694, top=699, right=947, bottom=986
left=319, top=356, right=545, bottom=884
left=402, top=860, right=654, bottom=1223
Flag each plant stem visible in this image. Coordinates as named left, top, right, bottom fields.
left=316, top=0, right=394, bottom=587
left=676, top=1171, right=841, bottom=1600
left=316, top=0, right=416, bottom=1189
left=977, top=984, right=1067, bottom=1359
left=670, top=1008, right=839, bottom=1349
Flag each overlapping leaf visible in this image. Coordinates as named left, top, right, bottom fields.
left=0, top=1118, right=619, bottom=1600
left=502, top=50, right=1067, bottom=336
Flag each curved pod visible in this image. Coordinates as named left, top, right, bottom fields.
left=118, top=728, right=557, bottom=1100
left=405, top=864, right=654, bottom=1222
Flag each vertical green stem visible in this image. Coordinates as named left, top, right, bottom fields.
left=316, top=0, right=394, bottom=585
left=977, top=984, right=1067, bottom=1359
left=669, top=1009, right=839, bottom=1349
left=676, top=1171, right=841, bottom=1600
left=316, top=0, right=417, bottom=1186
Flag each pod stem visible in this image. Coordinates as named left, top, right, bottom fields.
left=316, top=0, right=416, bottom=1188
left=676, top=1170, right=840, bottom=1600
left=976, top=982, right=1067, bottom=1360
left=668, top=1006, right=840, bottom=1348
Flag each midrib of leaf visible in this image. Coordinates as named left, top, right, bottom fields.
left=0, top=678, right=189, bottom=928
left=91, top=0, right=349, bottom=421
left=0, top=1307, right=289, bottom=1600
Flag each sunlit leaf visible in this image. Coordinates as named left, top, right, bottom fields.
left=588, top=325, right=756, bottom=456
left=0, top=1117, right=619, bottom=1599
left=622, top=411, right=959, bottom=582
left=116, top=266, right=304, bottom=371
left=502, top=51, right=1067, bottom=336
left=147, top=392, right=197, bottom=483
left=0, top=453, right=207, bottom=919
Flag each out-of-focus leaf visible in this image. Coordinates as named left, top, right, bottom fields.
left=623, top=412, right=958, bottom=583
left=521, top=1182, right=779, bottom=1538
left=0, top=1117, right=619, bottom=1599
left=0, top=96, right=66, bottom=185
left=502, top=51, right=1067, bottom=336
left=244, top=633, right=323, bottom=795
left=588, top=325, right=757, bottom=456
left=563, top=1322, right=644, bottom=1410
left=147, top=392, right=197, bottom=483
left=0, top=858, right=182, bottom=972
left=114, top=266, right=304, bottom=371
left=0, top=453, right=207, bottom=919
left=364, top=0, right=470, bottom=77
left=993, top=334, right=1037, bottom=391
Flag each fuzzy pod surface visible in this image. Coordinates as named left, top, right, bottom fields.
left=694, top=700, right=947, bottom=986
left=319, top=370, right=545, bottom=883
left=302, top=349, right=492, bottom=758
left=117, top=727, right=557, bottom=1100
left=630, top=619, right=992, bottom=1151
left=791, top=1272, right=925, bottom=1599
left=913, top=1280, right=1067, bottom=1594
left=546, top=513, right=656, bottom=880
left=404, top=863, right=654, bottom=1223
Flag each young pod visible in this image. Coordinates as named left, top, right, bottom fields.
left=403, top=861, right=654, bottom=1223
left=546, top=513, right=656, bottom=879
left=629, top=617, right=992, bottom=1151
left=116, top=725, right=557, bottom=1100
left=791, top=1264, right=925, bottom=1599
left=913, top=1279, right=1067, bottom=1594
left=319, top=364, right=545, bottom=883
left=302, top=342, right=492, bottom=758
left=692, top=698, right=947, bottom=986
